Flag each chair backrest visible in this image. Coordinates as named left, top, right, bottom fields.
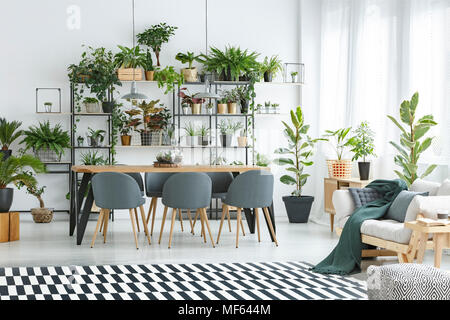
left=206, top=172, right=234, bottom=194
left=145, top=172, right=173, bottom=196
left=162, top=172, right=212, bottom=209
left=115, top=164, right=144, bottom=192
left=92, top=172, right=143, bottom=209
left=224, top=170, right=274, bottom=208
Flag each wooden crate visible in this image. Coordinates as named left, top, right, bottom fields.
left=0, top=212, right=19, bottom=242
left=117, top=68, right=143, bottom=81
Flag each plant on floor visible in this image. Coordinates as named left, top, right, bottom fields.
left=387, top=92, right=437, bottom=186
left=349, top=121, right=376, bottom=180
left=20, top=121, right=71, bottom=161
left=0, top=118, right=22, bottom=159
left=136, top=23, right=178, bottom=67
left=261, top=55, right=283, bottom=82
left=274, top=106, right=326, bottom=223
left=87, top=128, right=106, bottom=147
left=154, top=66, right=184, bottom=94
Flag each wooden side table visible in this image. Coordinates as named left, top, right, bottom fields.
left=324, top=177, right=373, bottom=232
left=0, top=212, right=20, bottom=242
left=405, top=220, right=450, bottom=268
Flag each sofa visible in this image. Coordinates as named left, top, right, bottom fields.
left=333, top=179, right=450, bottom=263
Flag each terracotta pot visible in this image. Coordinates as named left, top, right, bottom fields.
left=31, top=208, right=53, bottom=223
left=121, top=135, right=131, bottom=146
left=191, top=104, right=201, bottom=114
left=217, top=104, right=227, bottom=114
left=182, top=67, right=198, bottom=82
left=237, top=136, right=247, bottom=147
left=145, top=70, right=155, bottom=81
left=227, top=102, right=237, bottom=114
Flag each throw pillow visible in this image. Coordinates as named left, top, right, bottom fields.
left=436, top=179, right=450, bottom=196
left=410, top=178, right=440, bottom=196
left=384, top=190, right=429, bottom=222
left=348, top=188, right=382, bottom=208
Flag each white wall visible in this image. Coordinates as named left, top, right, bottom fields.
left=0, top=0, right=303, bottom=217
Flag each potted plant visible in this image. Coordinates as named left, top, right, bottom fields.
left=178, top=87, right=205, bottom=115
left=181, top=103, right=190, bottom=115
left=115, top=108, right=133, bottom=146
left=324, top=127, right=354, bottom=179
left=224, top=90, right=238, bottom=114
left=155, top=150, right=183, bottom=166
left=138, top=104, right=171, bottom=146
left=206, top=102, right=214, bottom=115
left=232, top=86, right=250, bottom=114
left=77, top=136, right=84, bottom=147
left=136, top=23, right=178, bottom=67
left=271, top=103, right=280, bottom=114
left=114, top=45, right=145, bottom=81
left=261, top=55, right=283, bottom=82
left=183, top=122, right=196, bottom=146
left=20, top=121, right=71, bottom=162
left=387, top=92, right=437, bottom=186
left=87, top=128, right=106, bottom=147
left=44, top=102, right=53, bottom=113
left=290, top=71, right=298, bottom=83
left=175, top=51, right=202, bottom=82
left=197, top=125, right=210, bottom=146
left=142, top=49, right=155, bottom=81
left=16, top=171, right=53, bottom=223
left=0, top=118, right=22, bottom=160
left=154, top=66, right=184, bottom=94
left=349, top=121, right=376, bottom=180
left=237, top=129, right=247, bottom=147
left=83, top=97, right=99, bottom=113
left=274, top=106, right=325, bottom=223
left=0, top=154, right=45, bottom=212
left=256, top=103, right=263, bottom=114
left=264, top=101, right=271, bottom=113
left=217, top=96, right=228, bottom=114
left=256, top=153, right=270, bottom=167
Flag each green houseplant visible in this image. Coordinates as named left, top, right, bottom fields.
left=87, top=128, right=106, bottom=147
left=178, top=87, right=205, bottom=114
left=154, top=66, right=184, bottom=94
left=183, top=122, right=197, bottom=146
left=196, top=125, right=210, bottom=146
left=114, top=45, right=145, bottom=81
left=20, top=121, right=71, bottom=162
left=324, top=127, right=354, bottom=179
left=350, top=121, right=376, bottom=180
left=0, top=154, right=45, bottom=212
left=387, top=92, right=437, bottom=186
left=0, top=117, right=22, bottom=160
left=136, top=23, right=178, bottom=67
left=142, top=49, right=155, bottom=81
left=261, top=55, right=283, bottom=82
left=175, top=51, right=202, bottom=82
left=83, top=97, right=100, bottom=113
left=274, top=106, right=325, bottom=223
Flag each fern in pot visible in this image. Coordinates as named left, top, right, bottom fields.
left=274, top=106, right=325, bottom=223
left=20, top=121, right=71, bottom=162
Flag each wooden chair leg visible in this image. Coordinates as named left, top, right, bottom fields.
left=217, top=205, right=228, bottom=244
left=158, top=206, right=169, bottom=244
left=168, top=208, right=177, bottom=249
left=254, top=208, right=261, bottom=242
left=199, top=209, right=206, bottom=243
left=139, top=205, right=151, bottom=245
left=201, top=208, right=215, bottom=248
left=145, top=198, right=154, bottom=225
left=134, top=208, right=140, bottom=232
left=186, top=209, right=193, bottom=234
left=226, top=207, right=232, bottom=232
left=263, top=207, right=278, bottom=246
left=91, top=209, right=105, bottom=248
left=99, top=214, right=104, bottom=233
left=129, top=209, right=139, bottom=249
left=192, top=210, right=199, bottom=231
left=178, top=209, right=184, bottom=232
left=150, top=197, right=157, bottom=236
left=236, top=208, right=242, bottom=248
left=240, top=218, right=246, bottom=236
left=103, top=209, right=110, bottom=243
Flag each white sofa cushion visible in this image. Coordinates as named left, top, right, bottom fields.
left=332, top=190, right=355, bottom=226
left=410, top=179, right=441, bottom=196
left=360, top=219, right=412, bottom=244
left=436, top=179, right=450, bottom=196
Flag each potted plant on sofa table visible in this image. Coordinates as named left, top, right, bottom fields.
left=0, top=154, right=45, bottom=212
left=0, top=118, right=22, bottom=160
left=349, top=121, right=376, bottom=180
left=274, top=106, right=325, bottom=223
left=324, top=127, right=354, bottom=179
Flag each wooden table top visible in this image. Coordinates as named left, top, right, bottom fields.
left=71, top=165, right=270, bottom=173
left=405, top=220, right=450, bottom=233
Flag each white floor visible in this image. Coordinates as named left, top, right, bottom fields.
left=1, top=213, right=449, bottom=280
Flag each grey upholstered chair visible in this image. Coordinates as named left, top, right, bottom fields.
left=91, top=172, right=150, bottom=249
left=192, top=172, right=234, bottom=234
left=159, top=172, right=214, bottom=248
left=217, top=170, right=278, bottom=248
left=144, top=172, right=189, bottom=237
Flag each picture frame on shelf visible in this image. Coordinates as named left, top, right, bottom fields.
left=35, top=88, right=62, bottom=113
left=282, top=63, right=305, bottom=84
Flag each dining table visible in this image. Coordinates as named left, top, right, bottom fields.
left=70, top=165, right=276, bottom=245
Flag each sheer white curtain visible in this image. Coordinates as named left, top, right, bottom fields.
left=308, top=0, right=450, bottom=224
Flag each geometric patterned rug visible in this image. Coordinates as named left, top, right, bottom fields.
left=0, top=261, right=367, bottom=300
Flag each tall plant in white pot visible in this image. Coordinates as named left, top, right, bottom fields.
left=274, top=106, right=326, bottom=223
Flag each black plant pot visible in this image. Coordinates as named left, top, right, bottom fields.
left=239, top=74, right=250, bottom=82
left=199, top=74, right=206, bottom=83
left=102, top=101, right=115, bottom=113
left=0, top=150, right=12, bottom=160
left=220, top=134, right=232, bottom=147
left=240, top=100, right=249, bottom=114
left=0, top=188, right=14, bottom=212
left=358, top=162, right=371, bottom=180
left=140, top=132, right=152, bottom=146
left=264, top=72, right=273, bottom=82
left=282, top=195, right=314, bottom=223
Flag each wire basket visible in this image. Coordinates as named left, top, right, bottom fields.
left=34, top=148, right=61, bottom=162
left=140, top=131, right=162, bottom=146
left=327, top=160, right=352, bottom=179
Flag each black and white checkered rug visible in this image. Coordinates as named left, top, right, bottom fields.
left=0, top=261, right=367, bottom=300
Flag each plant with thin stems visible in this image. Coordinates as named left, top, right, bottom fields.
left=183, top=122, right=197, bottom=137
left=324, top=127, right=354, bottom=160
left=350, top=121, right=376, bottom=162
left=136, top=23, right=178, bottom=67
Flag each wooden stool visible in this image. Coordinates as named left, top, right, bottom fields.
left=0, top=212, right=20, bottom=242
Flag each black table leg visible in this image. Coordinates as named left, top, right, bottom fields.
left=77, top=187, right=94, bottom=245
left=74, top=173, right=92, bottom=245
left=69, top=171, right=77, bottom=236
left=243, top=208, right=256, bottom=234
left=261, top=203, right=276, bottom=242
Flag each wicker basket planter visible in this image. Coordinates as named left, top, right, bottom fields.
left=141, top=131, right=162, bottom=146
left=35, top=148, right=61, bottom=162
left=327, top=159, right=352, bottom=179
left=31, top=208, right=53, bottom=223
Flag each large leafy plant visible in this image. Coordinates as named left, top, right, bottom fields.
left=154, top=66, right=184, bottom=94
left=20, top=121, right=71, bottom=157
left=274, top=106, right=325, bottom=197
left=324, top=127, right=353, bottom=160
left=114, top=45, right=145, bottom=69
left=0, top=154, right=45, bottom=189
left=175, top=52, right=202, bottom=70
left=136, top=23, right=178, bottom=67
left=261, top=55, right=283, bottom=77
left=350, top=121, right=376, bottom=162
left=0, top=118, right=22, bottom=150
left=387, top=92, right=437, bottom=186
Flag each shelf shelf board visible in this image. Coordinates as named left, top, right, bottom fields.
left=36, top=112, right=70, bottom=115
left=73, top=113, right=111, bottom=116
left=174, top=114, right=251, bottom=117
left=115, top=145, right=249, bottom=149
left=254, top=113, right=289, bottom=116
left=42, top=161, right=72, bottom=165
left=255, top=82, right=304, bottom=86
left=73, top=146, right=112, bottom=149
